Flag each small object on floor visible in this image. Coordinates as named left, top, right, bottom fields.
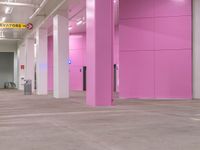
left=24, top=80, right=32, bottom=95
left=4, top=82, right=16, bottom=89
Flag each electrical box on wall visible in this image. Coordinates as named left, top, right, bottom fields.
left=20, top=65, right=25, bottom=70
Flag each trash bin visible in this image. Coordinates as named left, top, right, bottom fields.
left=24, top=80, right=32, bottom=95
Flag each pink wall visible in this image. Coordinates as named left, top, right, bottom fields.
left=119, top=0, right=192, bottom=99
left=48, top=36, right=53, bottom=91
left=48, top=33, right=86, bottom=91
left=114, top=28, right=119, bottom=65
left=69, top=34, right=86, bottom=91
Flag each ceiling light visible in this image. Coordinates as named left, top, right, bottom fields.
left=76, top=20, right=83, bottom=26
left=0, top=17, right=6, bottom=22
left=29, top=8, right=40, bottom=19
left=5, top=7, right=13, bottom=14
left=68, top=26, right=72, bottom=31
left=0, top=2, right=38, bottom=8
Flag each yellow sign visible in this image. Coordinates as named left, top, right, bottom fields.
left=0, top=23, right=27, bottom=29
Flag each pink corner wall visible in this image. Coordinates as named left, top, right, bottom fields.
left=119, top=0, right=192, bottom=99
left=48, top=33, right=86, bottom=91
left=48, top=36, right=53, bottom=91
left=69, top=34, right=86, bottom=91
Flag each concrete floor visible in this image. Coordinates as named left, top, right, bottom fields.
left=0, top=90, right=200, bottom=150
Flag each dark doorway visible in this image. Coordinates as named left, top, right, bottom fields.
left=0, top=52, right=14, bottom=88
left=83, top=66, right=87, bottom=91
left=114, top=64, right=117, bottom=92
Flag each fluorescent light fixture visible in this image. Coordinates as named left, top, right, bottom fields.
left=0, top=2, right=38, bottom=8
left=76, top=20, right=83, bottom=26
left=5, top=7, right=13, bottom=14
left=29, top=8, right=40, bottom=19
left=40, top=0, right=48, bottom=8
left=29, top=0, right=48, bottom=19
left=0, top=17, right=6, bottom=22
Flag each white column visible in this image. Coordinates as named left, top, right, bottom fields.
left=53, top=15, right=69, bottom=98
left=193, top=0, right=200, bottom=99
left=36, top=28, right=48, bottom=95
left=18, top=45, right=26, bottom=90
left=25, top=39, right=35, bottom=91
left=14, top=52, right=19, bottom=89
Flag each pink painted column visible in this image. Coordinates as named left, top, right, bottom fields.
left=86, top=0, right=113, bottom=106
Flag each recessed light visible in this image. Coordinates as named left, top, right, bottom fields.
left=5, top=7, right=13, bottom=14
left=0, top=17, right=6, bottom=22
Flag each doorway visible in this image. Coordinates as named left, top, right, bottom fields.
left=0, top=52, right=14, bottom=88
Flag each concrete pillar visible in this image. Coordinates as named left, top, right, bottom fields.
left=25, top=39, right=35, bottom=91
left=86, top=0, right=114, bottom=106
left=18, top=45, right=26, bottom=90
left=53, top=15, right=69, bottom=98
left=14, top=51, right=19, bottom=89
left=36, top=28, right=48, bottom=95
left=193, top=0, right=200, bottom=99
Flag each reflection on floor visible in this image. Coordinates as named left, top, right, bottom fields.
left=0, top=89, right=200, bottom=150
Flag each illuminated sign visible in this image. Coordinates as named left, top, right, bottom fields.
left=0, top=22, right=33, bottom=30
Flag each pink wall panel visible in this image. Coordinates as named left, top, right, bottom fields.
left=120, top=0, right=155, bottom=19
left=69, top=34, right=85, bottom=91
left=155, top=0, right=192, bottom=17
left=70, top=35, right=85, bottom=50
left=69, top=50, right=84, bottom=66
left=48, top=36, right=53, bottom=91
left=70, top=67, right=83, bottom=91
left=120, top=19, right=154, bottom=51
left=119, top=51, right=155, bottom=98
left=155, top=50, right=192, bottom=98
left=119, top=0, right=192, bottom=99
left=69, top=50, right=83, bottom=91
left=114, top=29, right=119, bottom=64
left=82, top=35, right=87, bottom=66
left=155, top=16, right=192, bottom=50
